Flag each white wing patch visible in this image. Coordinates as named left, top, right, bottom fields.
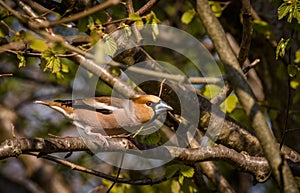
left=93, top=102, right=120, bottom=111
left=51, top=106, right=73, bottom=118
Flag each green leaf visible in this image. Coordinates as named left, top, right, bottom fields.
left=52, top=42, right=67, bottom=54
left=288, top=64, right=299, bottom=77
left=293, top=86, right=300, bottom=104
left=60, top=58, right=71, bottom=73
left=78, top=17, right=89, bottom=32
left=0, top=29, right=5, bottom=37
left=139, top=132, right=160, bottom=144
left=90, top=30, right=101, bottom=45
left=276, top=38, right=291, bottom=60
left=55, top=71, right=64, bottom=79
left=252, top=20, right=271, bottom=36
left=181, top=178, right=197, bottom=193
left=40, top=50, right=66, bottom=79
left=151, top=23, right=159, bottom=38
left=171, top=180, right=180, bottom=193
left=61, top=63, right=69, bottom=73
left=103, top=36, right=117, bottom=56
left=146, top=11, right=160, bottom=25
left=41, top=49, right=53, bottom=58
left=119, top=23, right=133, bottom=38
left=294, top=49, right=300, bottom=63
left=291, top=79, right=299, bottom=89
left=278, top=0, right=300, bottom=23
left=278, top=2, right=292, bottom=20
left=0, top=23, right=8, bottom=37
left=165, top=164, right=180, bottom=179
left=209, top=2, right=222, bottom=17
left=181, top=9, right=196, bottom=24
left=150, top=11, right=160, bottom=23
left=225, top=95, right=238, bottom=113
left=203, top=84, right=221, bottom=98
left=178, top=175, right=184, bottom=184
left=129, top=13, right=141, bottom=21
left=145, top=11, right=160, bottom=39
left=17, top=53, right=26, bottom=68
left=30, top=38, right=48, bottom=51
left=136, top=20, right=144, bottom=30
left=51, top=57, right=61, bottom=73
left=87, top=16, right=95, bottom=31
left=180, top=165, right=194, bottom=178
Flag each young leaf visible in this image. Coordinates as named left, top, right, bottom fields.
left=181, top=9, right=196, bottom=24
left=180, top=165, right=194, bottom=178
left=165, top=164, right=180, bottom=179
left=203, top=84, right=221, bottom=98
left=171, top=180, right=180, bottom=193
left=138, top=132, right=160, bottom=144
left=129, top=13, right=141, bottom=21
left=278, top=0, right=300, bottom=23
left=225, top=95, right=238, bottom=113
left=278, top=2, right=292, bottom=21
left=103, top=36, right=117, bottom=57
left=288, top=64, right=299, bottom=77
left=17, top=53, right=26, bottom=68
left=276, top=38, right=290, bottom=60
left=30, top=38, right=48, bottom=51
left=51, top=57, right=61, bottom=74
left=294, top=49, right=300, bottom=63
left=209, top=2, right=222, bottom=17
left=253, top=20, right=271, bottom=36
left=291, top=79, right=299, bottom=89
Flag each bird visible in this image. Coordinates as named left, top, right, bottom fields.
left=35, top=95, right=173, bottom=145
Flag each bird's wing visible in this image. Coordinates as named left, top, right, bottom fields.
left=81, top=97, right=129, bottom=114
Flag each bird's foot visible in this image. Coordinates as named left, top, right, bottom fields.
left=87, top=132, right=110, bottom=146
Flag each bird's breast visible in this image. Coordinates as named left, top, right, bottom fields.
left=72, top=108, right=142, bottom=135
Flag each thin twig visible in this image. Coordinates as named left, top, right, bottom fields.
left=242, top=59, right=260, bottom=75
left=106, top=152, right=125, bottom=193
left=210, top=59, right=260, bottom=105
left=135, top=0, right=158, bottom=15
left=26, top=152, right=168, bottom=185
left=10, top=124, right=16, bottom=138
left=0, top=73, right=13, bottom=77
left=126, top=0, right=143, bottom=43
left=238, top=0, right=253, bottom=65
left=158, top=79, right=166, bottom=97
left=280, top=30, right=295, bottom=150
left=0, top=0, right=28, bottom=22
left=32, top=0, right=120, bottom=28
left=189, top=76, right=223, bottom=84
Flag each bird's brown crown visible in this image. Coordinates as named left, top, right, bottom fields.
left=132, top=95, right=161, bottom=104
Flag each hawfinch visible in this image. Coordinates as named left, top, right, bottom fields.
left=35, top=95, right=173, bottom=144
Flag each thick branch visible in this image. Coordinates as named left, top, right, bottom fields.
left=0, top=137, right=270, bottom=181
left=196, top=0, right=298, bottom=192
left=2, top=0, right=300, bottom=165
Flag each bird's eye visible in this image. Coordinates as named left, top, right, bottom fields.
left=146, top=101, right=153, bottom=106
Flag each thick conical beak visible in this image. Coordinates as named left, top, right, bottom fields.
left=154, top=100, right=173, bottom=114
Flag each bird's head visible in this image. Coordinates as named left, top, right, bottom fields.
left=132, top=95, right=173, bottom=123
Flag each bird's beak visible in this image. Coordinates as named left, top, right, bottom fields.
left=155, top=100, right=173, bottom=114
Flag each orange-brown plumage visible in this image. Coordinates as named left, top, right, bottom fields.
left=35, top=95, right=173, bottom=141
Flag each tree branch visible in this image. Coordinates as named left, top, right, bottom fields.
left=2, top=0, right=300, bottom=165
left=0, top=137, right=271, bottom=182
left=26, top=152, right=169, bottom=185
left=196, top=0, right=299, bottom=192
left=31, top=0, right=120, bottom=28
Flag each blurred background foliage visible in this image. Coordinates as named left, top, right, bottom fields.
left=0, top=0, right=299, bottom=193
